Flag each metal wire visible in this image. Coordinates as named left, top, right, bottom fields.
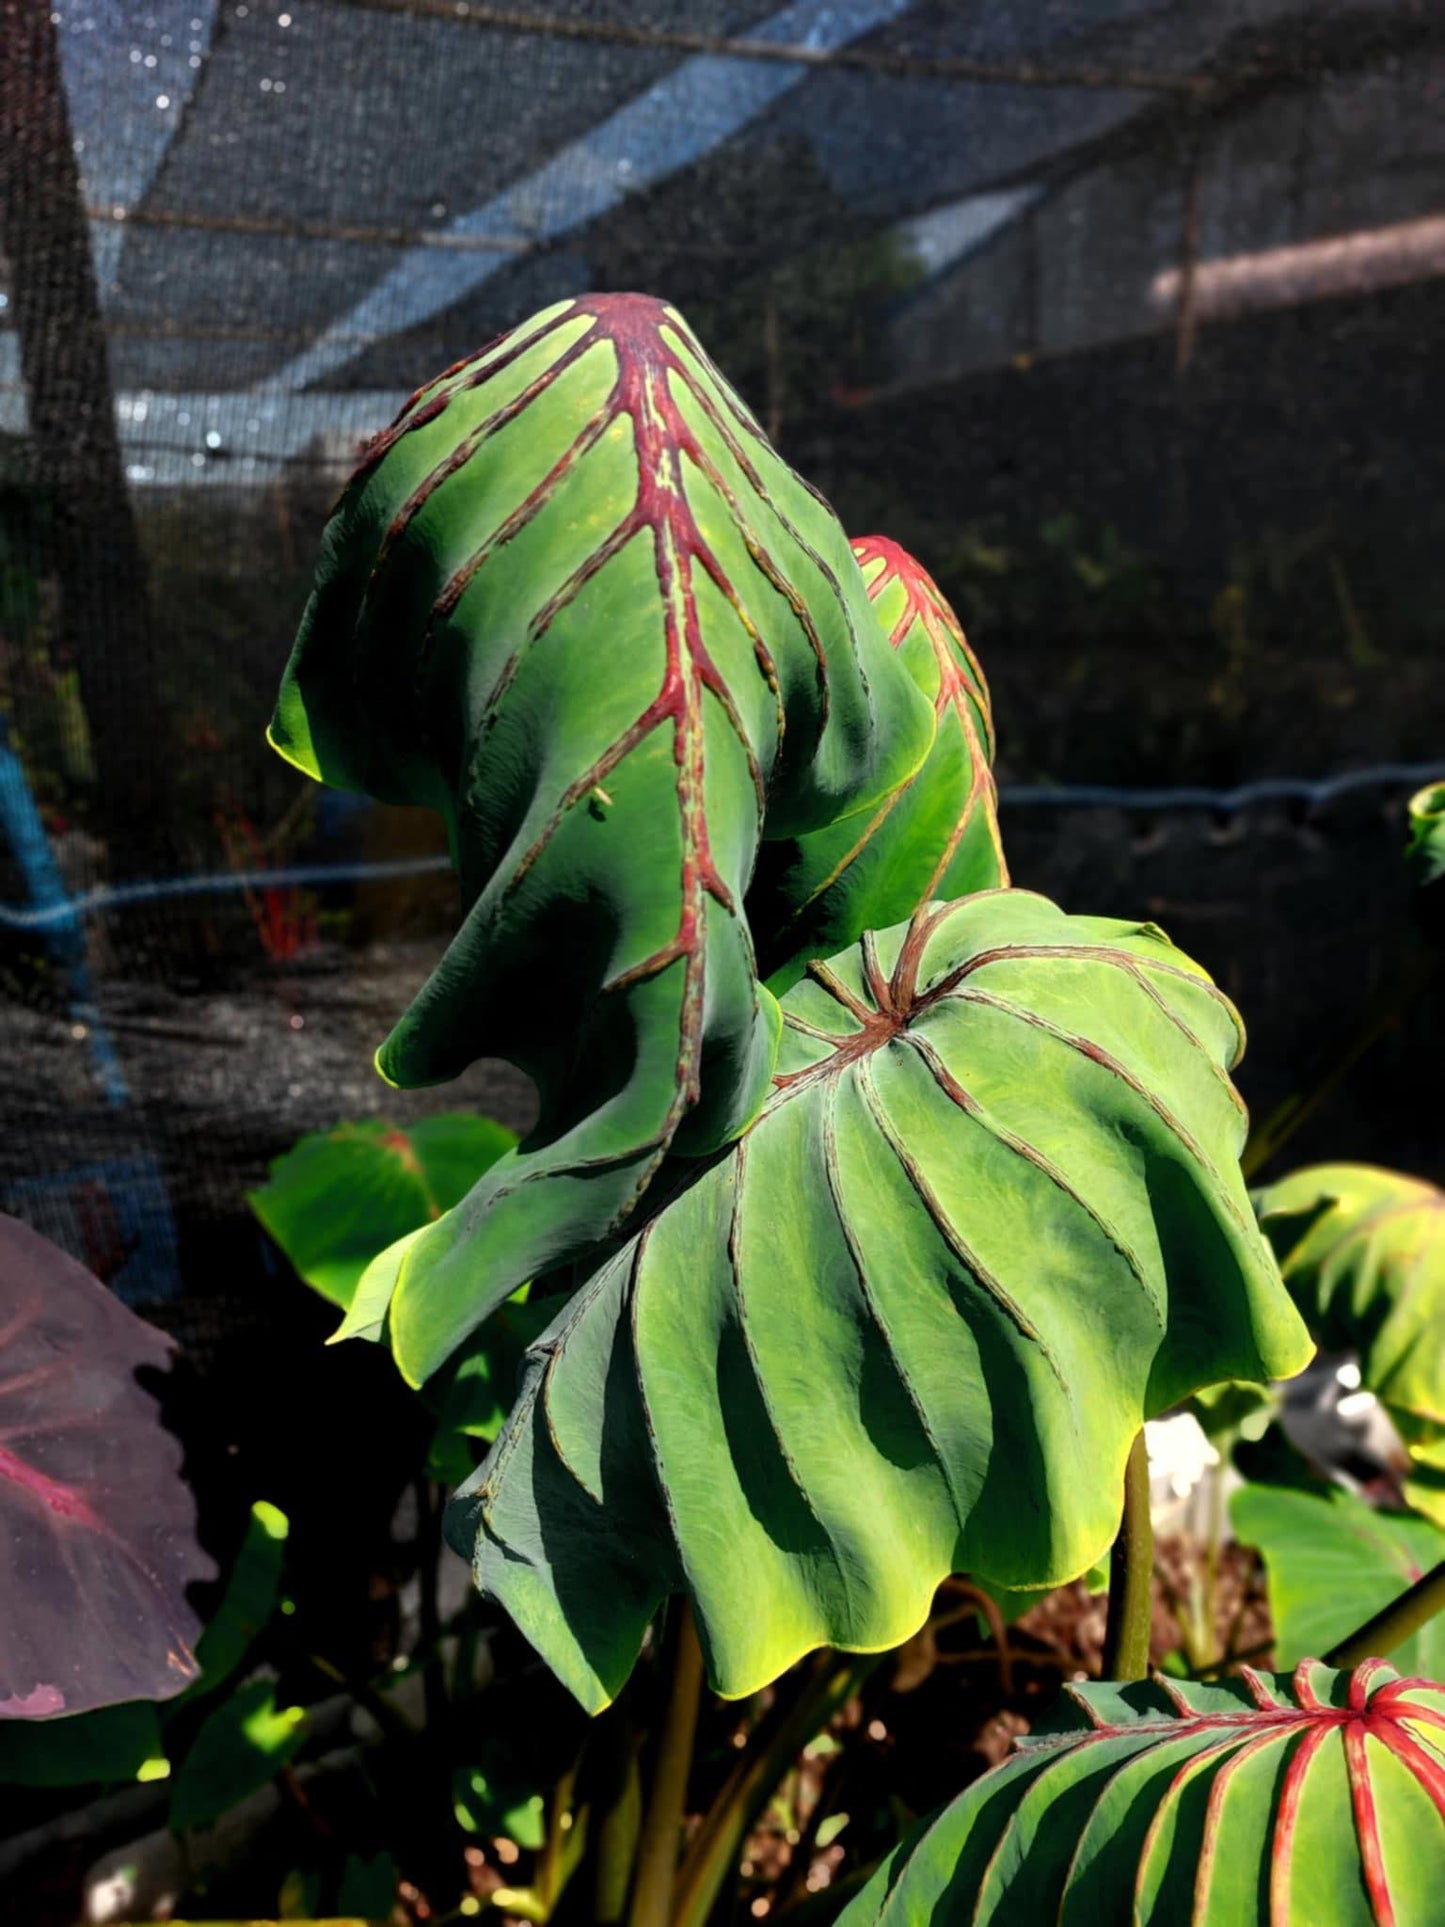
left=997, top=763, right=1445, bottom=813
left=2, top=765, right=1440, bottom=935
left=342, top=0, right=1210, bottom=95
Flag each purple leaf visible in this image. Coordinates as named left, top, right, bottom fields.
left=0, top=1213, right=213, bottom=1718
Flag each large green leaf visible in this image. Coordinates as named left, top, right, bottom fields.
left=248, top=1114, right=515, bottom=1311
left=447, top=891, right=1312, bottom=1711
left=1256, top=1164, right=1445, bottom=1511
left=271, top=293, right=934, bottom=1382
left=1407, top=783, right=1445, bottom=888
left=838, top=1662, right=1445, bottom=1924
left=1233, top=1478, right=1445, bottom=1678
left=750, top=534, right=1006, bottom=990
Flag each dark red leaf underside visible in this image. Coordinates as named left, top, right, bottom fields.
left=0, top=1214, right=211, bottom=1718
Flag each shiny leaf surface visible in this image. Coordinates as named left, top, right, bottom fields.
left=448, top=891, right=1311, bottom=1710
left=0, top=1214, right=211, bottom=1719
left=271, top=293, right=934, bottom=1383
left=751, top=534, right=1006, bottom=989
left=1233, top=1478, right=1445, bottom=1677
left=839, top=1662, right=1445, bottom=1925
left=249, top=1113, right=515, bottom=1311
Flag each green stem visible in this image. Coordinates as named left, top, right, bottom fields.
left=1326, top=1559, right=1445, bottom=1669
left=1102, top=1431, right=1154, bottom=1682
left=415, top=1476, right=446, bottom=1734
left=671, top=1651, right=872, bottom=1927
left=628, top=1599, right=706, bottom=1927
left=592, top=1712, right=644, bottom=1924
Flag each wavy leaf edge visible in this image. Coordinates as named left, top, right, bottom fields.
left=269, top=291, right=937, bottom=1382
left=447, top=889, right=1312, bottom=1712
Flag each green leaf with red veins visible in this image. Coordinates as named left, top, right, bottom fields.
left=1256, top=1164, right=1445, bottom=1520
left=750, top=534, right=1007, bottom=991
left=839, top=1662, right=1445, bottom=1925
left=446, top=891, right=1311, bottom=1711
left=269, top=294, right=934, bottom=1387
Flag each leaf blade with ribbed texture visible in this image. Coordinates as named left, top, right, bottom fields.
left=270, top=293, right=935, bottom=1385
left=446, top=891, right=1312, bottom=1711
left=839, top=1663, right=1445, bottom=1925
left=751, top=534, right=1006, bottom=990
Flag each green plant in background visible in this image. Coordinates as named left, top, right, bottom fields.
left=251, top=1112, right=546, bottom=1480
left=1257, top=1164, right=1445, bottom=1525
left=244, top=292, right=1445, bottom=1925
left=1233, top=1475, right=1445, bottom=1678
left=1407, top=782, right=1445, bottom=889
left=250, top=1112, right=517, bottom=1315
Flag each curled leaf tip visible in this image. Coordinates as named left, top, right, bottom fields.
left=269, top=294, right=934, bottom=1381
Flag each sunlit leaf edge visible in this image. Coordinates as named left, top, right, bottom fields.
left=271, top=292, right=936, bottom=1380
left=448, top=889, right=1312, bottom=1711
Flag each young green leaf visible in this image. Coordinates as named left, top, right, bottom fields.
left=837, top=1662, right=1445, bottom=1924
left=750, top=534, right=1006, bottom=990
left=448, top=891, right=1312, bottom=1711
left=1406, top=782, right=1445, bottom=887
left=248, top=1114, right=515, bottom=1311
left=1256, top=1164, right=1445, bottom=1509
left=425, top=1295, right=555, bottom=1484
left=271, top=293, right=934, bottom=1384
left=1233, top=1478, right=1445, bottom=1678
left=184, top=1500, right=290, bottom=1700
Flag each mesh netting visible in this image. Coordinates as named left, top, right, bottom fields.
left=1, top=0, right=1442, bottom=1366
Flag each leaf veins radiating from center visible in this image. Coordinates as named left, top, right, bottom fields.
left=347, top=293, right=882, bottom=1173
